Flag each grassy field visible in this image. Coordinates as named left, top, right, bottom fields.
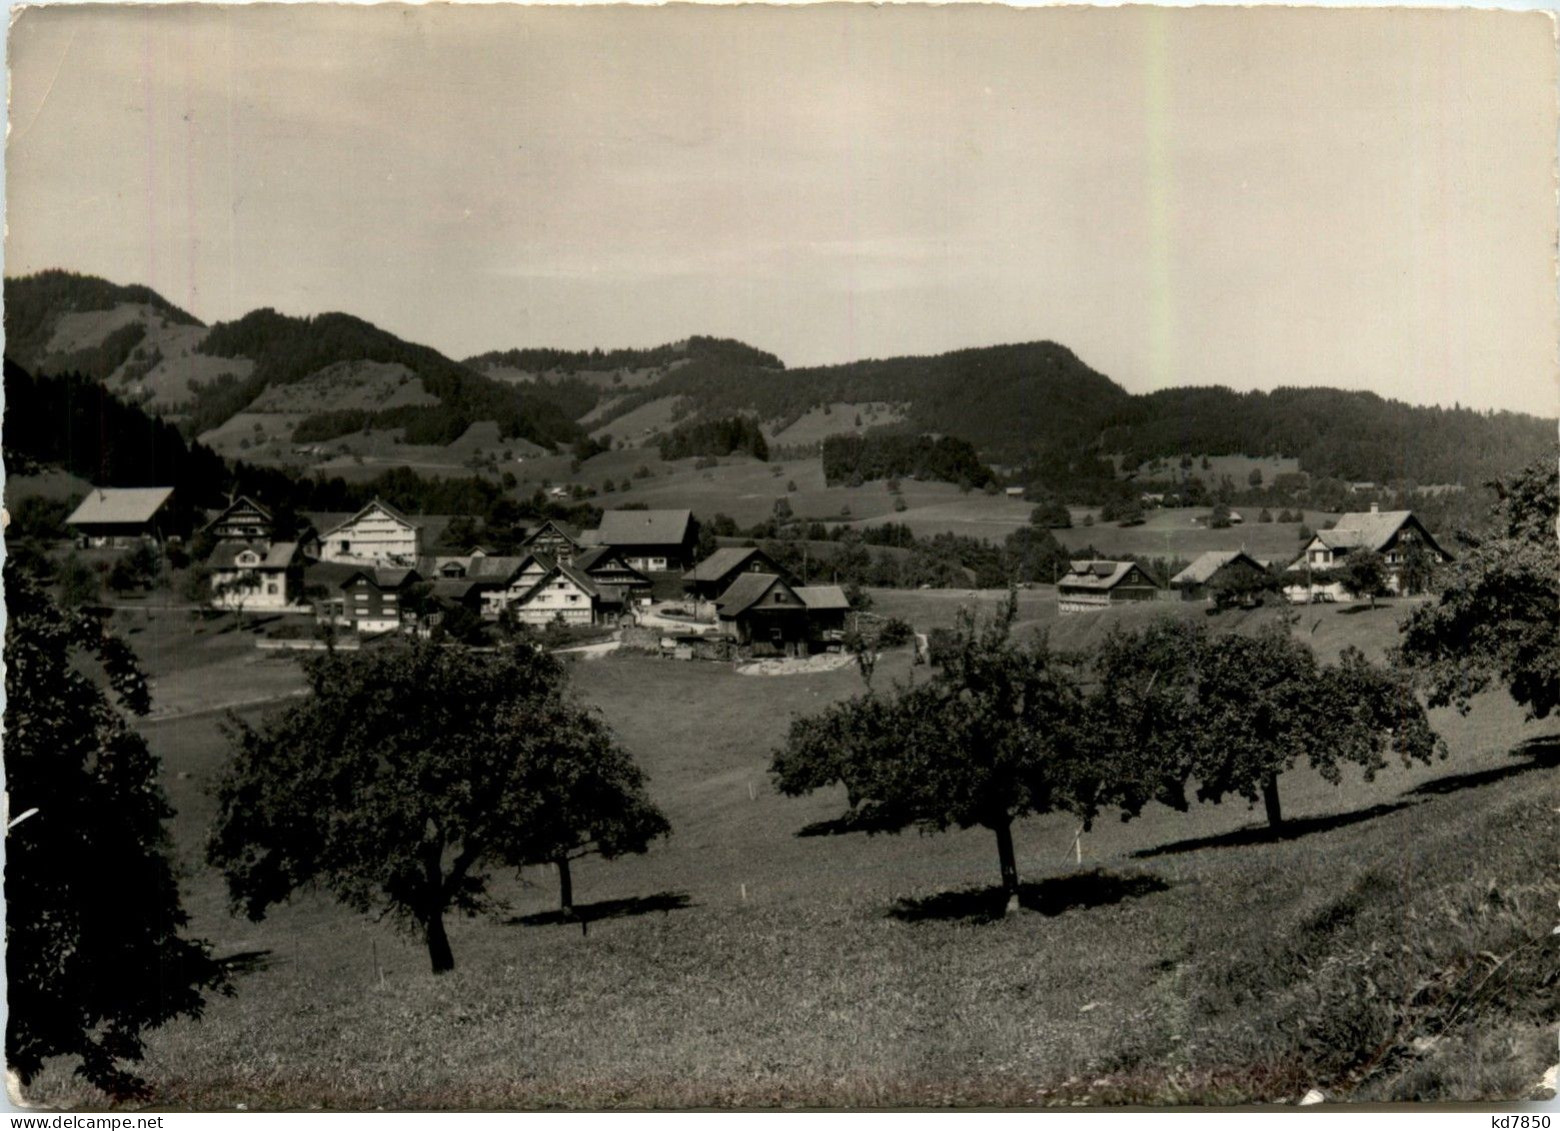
left=21, top=593, right=1558, bottom=1109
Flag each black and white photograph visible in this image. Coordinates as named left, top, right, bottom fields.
left=2, top=2, right=1557, bottom=1113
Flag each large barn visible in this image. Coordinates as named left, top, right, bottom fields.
left=66, top=486, right=184, bottom=547
left=1056, top=560, right=1163, bottom=614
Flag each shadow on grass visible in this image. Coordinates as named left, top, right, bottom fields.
left=797, top=809, right=913, bottom=838
left=217, top=949, right=276, bottom=976
left=888, top=868, right=1169, bottom=924
left=1132, top=801, right=1414, bottom=859
left=1408, top=739, right=1559, bottom=797
left=1336, top=604, right=1389, bottom=616
left=508, top=890, right=694, bottom=928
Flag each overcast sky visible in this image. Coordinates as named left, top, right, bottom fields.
left=7, top=4, right=1557, bottom=416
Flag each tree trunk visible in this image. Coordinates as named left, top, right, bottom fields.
left=994, top=820, right=1020, bottom=914
left=557, top=857, right=574, bottom=913
left=424, top=909, right=455, bottom=974
left=1262, top=773, right=1284, bottom=829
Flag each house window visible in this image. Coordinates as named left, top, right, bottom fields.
left=568, top=594, right=579, bottom=602
left=266, top=583, right=278, bottom=595
left=340, top=540, right=351, bottom=553
left=774, top=592, right=786, bottom=603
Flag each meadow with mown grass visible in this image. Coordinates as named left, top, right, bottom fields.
left=19, top=591, right=1558, bottom=1109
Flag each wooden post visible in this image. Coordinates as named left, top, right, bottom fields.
left=740, top=883, right=747, bottom=902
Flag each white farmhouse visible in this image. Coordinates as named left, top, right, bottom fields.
left=316, top=499, right=422, bottom=566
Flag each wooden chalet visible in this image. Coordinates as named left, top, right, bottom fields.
left=572, top=546, right=653, bottom=604
left=682, top=546, right=790, bottom=602
left=66, top=486, right=185, bottom=547
left=324, top=566, right=423, bottom=634
left=1056, top=560, right=1163, bottom=614
left=1170, top=550, right=1271, bottom=602
left=715, top=573, right=850, bottom=655
left=205, top=495, right=274, bottom=543
left=1284, top=504, right=1451, bottom=602
left=520, top=519, right=583, bottom=564
left=595, top=508, right=698, bottom=574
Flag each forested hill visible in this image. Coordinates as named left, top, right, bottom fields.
left=2, top=271, right=587, bottom=453
left=1098, top=386, right=1556, bottom=487
left=465, top=335, right=783, bottom=375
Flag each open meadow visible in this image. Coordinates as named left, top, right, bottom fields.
left=22, top=591, right=1558, bottom=1109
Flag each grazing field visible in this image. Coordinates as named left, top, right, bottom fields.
left=22, top=596, right=1558, bottom=1109
left=1053, top=508, right=1342, bottom=564
left=764, top=401, right=907, bottom=446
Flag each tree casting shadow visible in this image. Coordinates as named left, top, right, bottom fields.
left=1132, top=801, right=1414, bottom=859
left=509, top=889, right=694, bottom=928
left=797, top=809, right=913, bottom=837
left=217, top=949, right=276, bottom=976
left=1408, top=739, right=1558, bottom=797
left=888, top=868, right=1169, bottom=924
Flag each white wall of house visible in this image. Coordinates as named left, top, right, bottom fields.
left=320, top=508, right=420, bottom=564
left=512, top=574, right=597, bottom=624
left=210, top=553, right=293, bottom=611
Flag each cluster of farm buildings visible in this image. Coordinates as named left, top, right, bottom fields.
left=1057, top=504, right=1451, bottom=612
left=63, top=489, right=849, bottom=652
left=65, top=488, right=1451, bottom=635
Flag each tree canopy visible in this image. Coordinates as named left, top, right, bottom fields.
left=771, top=594, right=1088, bottom=909
left=208, top=641, right=668, bottom=972
left=4, top=559, right=226, bottom=1097
left=1396, top=455, right=1559, bottom=721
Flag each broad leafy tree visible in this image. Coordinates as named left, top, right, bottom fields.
left=208, top=640, right=667, bottom=972
left=1208, top=564, right=1284, bottom=610
left=1089, top=619, right=1442, bottom=829
left=1396, top=456, right=1559, bottom=720
left=493, top=706, right=670, bottom=913
left=771, top=594, right=1088, bottom=909
left=1336, top=549, right=1391, bottom=608
left=5, top=559, right=226, bottom=1097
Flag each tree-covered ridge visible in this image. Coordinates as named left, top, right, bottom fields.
left=1100, top=386, right=1555, bottom=487
left=465, top=335, right=784, bottom=376
left=3, top=271, right=201, bottom=368
left=820, top=433, right=995, bottom=488
left=657, top=415, right=770, bottom=462
left=198, top=309, right=584, bottom=448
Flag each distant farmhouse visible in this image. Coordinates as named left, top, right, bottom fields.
left=327, top=566, right=422, bottom=634
left=594, top=509, right=698, bottom=574
left=520, top=518, right=583, bottom=564
left=1284, top=504, right=1451, bottom=603
left=1170, top=550, right=1271, bottom=603
left=682, top=546, right=790, bottom=603
left=714, top=573, right=849, bottom=655
left=1057, top=560, right=1163, bottom=614
left=316, top=499, right=421, bottom=565
left=66, top=486, right=184, bottom=547
left=205, top=495, right=274, bottom=543
left=209, top=541, right=304, bottom=611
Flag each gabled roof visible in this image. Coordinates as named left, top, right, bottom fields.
left=204, top=495, right=273, bottom=529
left=1059, top=560, right=1158, bottom=592
left=66, top=486, right=175, bottom=527
left=1314, top=509, right=1415, bottom=554
left=318, top=498, right=419, bottom=539
left=340, top=566, right=421, bottom=591
left=714, top=574, right=798, bottom=617
left=512, top=556, right=601, bottom=606
left=795, top=585, right=851, bottom=611
left=431, top=577, right=482, bottom=602
left=522, top=518, right=581, bottom=545
left=597, top=508, right=694, bottom=547
left=573, top=545, right=650, bottom=578
left=209, top=540, right=301, bottom=570
left=1171, top=550, right=1266, bottom=587
left=683, top=546, right=768, bottom=583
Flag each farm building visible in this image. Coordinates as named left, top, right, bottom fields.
left=682, top=546, right=791, bottom=602
left=595, top=509, right=698, bottom=574
left=208, top=540, right=304, bottom=611
left=504, top=554, right=605, bottom=625
left=572, top=546, right=653, bottom=603
left=324, top=566, right=423, bottom=634
left=1056, top=560, right=1164, bottom=614
left=1170, top=550, right=1271, bottom=602
left=1284, top=504, right=1451, bottom=602
left=317, top=499, right=421, bottom=566
left=204, top=495, right=274, bottom=542
left=715, top=573, right=850, bottom=654
left=66, top=486, right=184, bottom=547
left=520, top=519, right=583, bottom=564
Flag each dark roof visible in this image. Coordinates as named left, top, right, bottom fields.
left=522, top=519, right=580, bottom=545
left=340, top=566, right=421, bottom=591
left=1059, top=560, right=1159, bottom=592
left=209, top=540, right=301, bottom=570
left=795, top=585, right=851, bottom=611
left=204, top=495, right=273, bottom=529
left=431, top=577, right=482, bottom=602
left=597, top=508, right=694, bottom=547
left=67, top=487, right=175, bottom=526
left=683, top=546, right=766, bottom=583
left=716, top=572, right=792, bottom=618
left=1171, top=550, right=1265, bottom=587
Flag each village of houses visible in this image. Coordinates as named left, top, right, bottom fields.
left=62, top=484, right=1453, bottom=662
